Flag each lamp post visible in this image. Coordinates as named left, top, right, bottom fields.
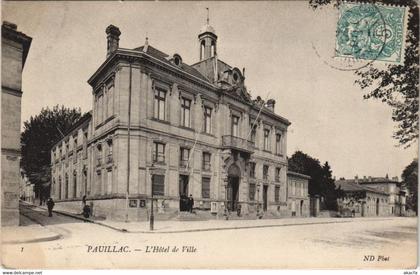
left=149, top=171, right=156, bottom=231
left=150, top=190, right=154, bottom=231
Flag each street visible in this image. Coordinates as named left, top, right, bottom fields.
left=1, top=204, right=417, bottom=269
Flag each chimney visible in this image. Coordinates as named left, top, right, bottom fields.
left=106, top=25, right=121, bottom=58
left=3, top=21, right=17, bottom=30
left=266, top=99, right=276, bottom=112
left=385, top=173, right=389, bottom=179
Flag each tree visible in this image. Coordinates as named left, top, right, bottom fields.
left=20, top=105, right=82, bottom=202
left=309, top=0, right=419, bottom=147
left=288, top=151, right=339, bottom=210
left=402, top=159, right=418, bottom=214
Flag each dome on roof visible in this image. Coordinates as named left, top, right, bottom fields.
left=200, top=23, right=216, bottom=35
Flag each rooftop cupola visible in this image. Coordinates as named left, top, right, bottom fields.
left=106, top=24, right=121, bottom=58
left=198, top=8, right=217, bottom=61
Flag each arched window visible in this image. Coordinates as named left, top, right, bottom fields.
left=211, top=41, right=216, bottom=57
left=73, top=170, right=77, bottom=198
left=200, top=40, right=205, bottom=59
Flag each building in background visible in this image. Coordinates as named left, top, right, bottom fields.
left=19, top=172, right=35, bottom=203
left=1, top=21, right=32, bottom=226
left=286, top=171, right=310, bottom=217
left=336, top=175, right=407, bottom=217
left=50, top=19, right=305, bottom=221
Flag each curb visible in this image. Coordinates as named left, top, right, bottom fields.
left=3, top=209, right=62, bottom=244
left=2, top=234, right=61, bottom=245
left=111, top=219, right=353, bottom=234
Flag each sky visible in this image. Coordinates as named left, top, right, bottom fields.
left=3, top=1, right=417, bottom=179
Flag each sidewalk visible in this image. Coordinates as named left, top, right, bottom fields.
left=2, top=214, right=61, bottom=244
left=24, top=201, right=399, bottom=234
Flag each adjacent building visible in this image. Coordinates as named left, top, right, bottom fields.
left=50, top=20, right=310, bottom=221
left=1, top=22, right=32, bottom=226
left=336, top=175, right=407, bottom=217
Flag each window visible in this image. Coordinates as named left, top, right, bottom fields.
left=276, top=133, right=282, bottom=155
left=107, top=139, right=113, bottom=163
left=152, top=175, right=165, bottom=196
left=275, top=185, right=280, bottom=202
left=96, top=144, right=102, bottom=166
left=154, top=88, right=166, bottom=120
left=65, top=141, right=69, bottom=155
left=275, top=167, right=281, bottom=182
left=107, top=83, right=114, bottom=117
left=204, top=106, right=212, bottom=134
left=232, top=115, right=239, bottom=137
left=202, top=152, right=211, bottom=171
left=249, top=162, right=256, bottom=178
left=202, top=177, right=210, bottom=199
left=65, top=174, right=69, bottom=199
left=264, top=129, right=270, bottom=151
left=83, top=131, right=88, bottom=159
left=250, top=124, right=256, bottom=144
left=153, top=142, right=165, bottom=163
left=98, top=94, right=103, bottom=123
left=181, top=97, right=191, bottom=127
left=249, top=183, right=256, bottom=201
left=58, top=176, right=62, bottom=200
left=263, top=165, right=269, bottom=181
left=180, top=147, right=190, bottom=168
left=73, top=171, right=77, bottom=198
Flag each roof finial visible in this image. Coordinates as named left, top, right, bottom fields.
left=143, top=32, right=149, bottom=52
left=206, top=7, right=209, bottom=25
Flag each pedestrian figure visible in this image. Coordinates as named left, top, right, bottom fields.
left=188, top=194, right=194, bottom=213
left=47, top=197, right=55, bottom=217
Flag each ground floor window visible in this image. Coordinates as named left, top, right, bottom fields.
left=275, top=185, right=280, bottom=202
left=249, top=183, right=256, bottom=201
left=202, top=177, right=210, bottom=199
left=152, top=175, right=165, bottom=196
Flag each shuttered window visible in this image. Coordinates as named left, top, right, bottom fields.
left=275, top=185, right=280, bottom=202
left=202, top=177, right=210, bottom=199
left=152, top=175, right=165, bottom=196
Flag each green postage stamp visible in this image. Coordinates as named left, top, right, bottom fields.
left=335, top=3, right=407, bottom=64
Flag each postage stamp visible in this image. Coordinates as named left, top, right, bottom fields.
left=335, top=3, right=407, bottom=64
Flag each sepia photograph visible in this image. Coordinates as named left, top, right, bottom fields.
left=1, top=0, right=418, bottom=271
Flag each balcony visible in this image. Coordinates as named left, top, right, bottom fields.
left=222, top=135, right=254, bottom=154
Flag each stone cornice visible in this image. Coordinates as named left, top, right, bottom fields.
left=2, top=85, right=23, bottom=97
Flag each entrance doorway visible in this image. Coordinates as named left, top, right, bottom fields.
left=179, top=175, right=189, bottom=211
left=300, top=200, right=304, bottom=216
left=263, top=185, right=268, bottom=211
left=227, top=176, right=239, bottom=211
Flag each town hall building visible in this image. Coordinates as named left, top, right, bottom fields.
left=50, top=19, right=310, bottom=220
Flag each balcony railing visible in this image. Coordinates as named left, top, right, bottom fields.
left=222, top=135, right=254, bottom=153
left=179, top=159, right=189, bottom=168
left=202, top=162, right=211, bottom=171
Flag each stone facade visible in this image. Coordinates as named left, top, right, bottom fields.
left=50, top=22, right=302, bottom=221
left=1, top=22, right=32, bottom=226
left=336, top=175, right=407, bottom=217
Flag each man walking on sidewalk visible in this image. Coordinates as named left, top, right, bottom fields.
left=47, top=197, right=55, bottom=217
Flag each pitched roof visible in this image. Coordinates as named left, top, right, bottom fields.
left=336, top=181, right=389, bottom=196
left=133, top=45, right=209, bottom=82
